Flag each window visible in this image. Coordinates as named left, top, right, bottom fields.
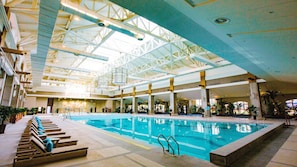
left=233, top=101, right=248, bottom=115
left=286, top=99, right=297, bottom=109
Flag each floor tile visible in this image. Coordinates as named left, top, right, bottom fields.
left=270, top=149, right=297, bottom=166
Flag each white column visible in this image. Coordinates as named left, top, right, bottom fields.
left=249, top=82, right=262, bottom=119
left=120, top=98, right=124, bottom=113
left=148, top=95, right=154, bottom=115
left=201, top=88, right=210, bottom=117
left=132, top=96, right=138, bottom=113
left=120, top=89, right=124, bottom=113
left=170, top=92, right=177, bottom=115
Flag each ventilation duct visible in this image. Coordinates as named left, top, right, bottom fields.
left=31, top=0, right=60, bottom=87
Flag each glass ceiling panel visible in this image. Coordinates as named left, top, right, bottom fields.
left=78, top=59, right=105, bottom=71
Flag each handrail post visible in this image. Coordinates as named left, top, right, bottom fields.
left=158, top=134, right=179, bottom=156
left=157, top=134, right=168, bottom=154
left=168, top=136, right=180, bottom=156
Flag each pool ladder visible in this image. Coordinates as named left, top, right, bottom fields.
left=157, top=134, right=180, bottom=156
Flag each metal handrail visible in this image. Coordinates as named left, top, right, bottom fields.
left=157, top=134, right=168, bottom=154
left=157, top=134, right=178, bottom=156
left=168, top=136, right=180, bottom=156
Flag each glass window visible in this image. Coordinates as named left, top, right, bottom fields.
left=233, top=101, right=248, bottom=115
left=286, top=99, right=297, bottom=109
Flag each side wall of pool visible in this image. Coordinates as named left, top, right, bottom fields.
left=210, top=122, right=284, bottom=166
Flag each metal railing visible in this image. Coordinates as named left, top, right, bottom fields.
left=157, top=134, right=180, bottom=156
left=168, top=135, right=180, bottom=156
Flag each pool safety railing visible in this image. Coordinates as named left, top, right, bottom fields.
left=157, top=134, right=180, bottom=156
left=168, top=135, right=180, bottom=156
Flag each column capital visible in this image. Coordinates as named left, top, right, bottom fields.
left=247, top=73, right=257, bottom=83
left=132, top=86, right=136, bottom=96
left=199, top=71, right=206, bottom=88
left=148, top=83, right=152, bottom=95
left=169, top=77, right=174, bottom=92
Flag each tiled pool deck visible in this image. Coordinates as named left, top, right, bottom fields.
left=0, top=114, right=296, bottom=167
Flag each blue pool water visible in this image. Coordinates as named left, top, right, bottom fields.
left=70, top=114, right=268, bottom=161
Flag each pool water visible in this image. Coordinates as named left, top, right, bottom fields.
left=71, top=114, right=268, bottom=161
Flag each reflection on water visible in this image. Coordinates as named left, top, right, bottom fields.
left=236, top=124, right=252, bottom=133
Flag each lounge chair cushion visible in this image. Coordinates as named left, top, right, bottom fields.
left=38, top=124, right=44, bottom=130
left=46, top=140, right=54, bottom=152
left=43, top=138, right=51, bottom=144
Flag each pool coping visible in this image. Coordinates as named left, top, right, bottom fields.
left=209, top=122, right=284, bottom=166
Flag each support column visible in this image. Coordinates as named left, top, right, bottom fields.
left=120, top=98, right=124, bottom=113
left=248, top=73, right=262, bottom=119
left=17, top=89, right=24, bottom=108
left=200, top=71, right=210, bottom=117
left=11, top=84, right=20, bottom=108
left=148, top=83, right=154, bottom=115
left=0, top=71, right=6, bottom=103
left=169, top=78, right=177, bottom=115
left=120, top=89, right=124, bottom=113
left=1, top=75, right=13, bottom=106
left=170, top=92, right=177, bottom=115
left=132, top=86, right=138, bottom=113
left=201, top=89, right=210, bottom=116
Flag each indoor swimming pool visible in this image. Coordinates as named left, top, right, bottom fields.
left=70, top=114, right=269, bottom=161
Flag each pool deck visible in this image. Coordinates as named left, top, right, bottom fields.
left=0, top=114, right=296, bottom=167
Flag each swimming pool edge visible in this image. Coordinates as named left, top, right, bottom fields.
left=209, top=122, right=284, bottom=166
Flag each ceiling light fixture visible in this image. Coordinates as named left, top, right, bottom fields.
left=135, top=34, right=144, bottom=41
left=112, top=67, right=128, bottom=85
left=73, top=16, right=80, bottom=21
left=214, top=17, right=230, bottom=24
left=98, top=20, right=110, bottom=27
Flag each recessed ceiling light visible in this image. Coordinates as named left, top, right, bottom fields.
left=135, top=34, right=144, bottom=41
left=98, top=22, right=105, bottom=27
left=214, top=17, right=230, bottom=24
left=73, top=16, right=80, bottom=21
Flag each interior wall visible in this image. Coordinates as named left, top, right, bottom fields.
left=52, top=98, right=107, bottom=114
left=24, top=96, right=36, bottom=109
left=36, top=97, right=48, bottom=109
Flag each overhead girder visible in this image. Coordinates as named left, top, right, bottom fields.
left=6, top=0, right=231, bottom=92
left=45, top=63, right=93, bottom=73
left=60, top=0, right=144, bottom=40
left=96, top=35, right=219, bottom=85
left=49, top=45, right=109, bottom=61
left=59, top=0, right=194, bottom=77
left=128, top=45, right=214, bottom=77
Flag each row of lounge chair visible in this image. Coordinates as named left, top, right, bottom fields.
left=13, top=116, right=88, bottom=167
